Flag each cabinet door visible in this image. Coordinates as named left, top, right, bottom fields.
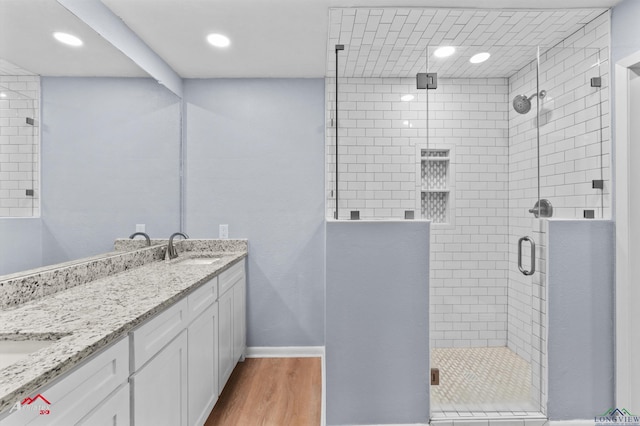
left=77, top=383, right=129, bottom=426
left=218, top=289, right=234, bottom=392
left=188, top=302, right=218, bottom=426
left=131, top=331, right=188, bottom=426
left=232, top=274, right=246, bottom=362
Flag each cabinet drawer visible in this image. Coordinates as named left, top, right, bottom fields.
left=219, top=260, right=245, bottom=297
left=188, top=277, right=217, bottom=324
left=0, top=337, right=129, bottom=426
left=131, top=298, right=188, bottom=371
left=77, top=383, right=129, bottom=426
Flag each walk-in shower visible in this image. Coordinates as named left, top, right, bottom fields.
left=326, top=6, right=610, bottom=422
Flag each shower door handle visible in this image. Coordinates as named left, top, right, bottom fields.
left=518, top=236, right=535, bottom=276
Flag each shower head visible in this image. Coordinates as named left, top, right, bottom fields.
left=512, top=90, right=547, bottom=114
left=513, top=94, right=531, bottom=114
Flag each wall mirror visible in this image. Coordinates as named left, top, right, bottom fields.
left=0, top=0, right=182, bottom=275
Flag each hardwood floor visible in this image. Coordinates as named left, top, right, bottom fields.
left=205, top=357, right=322, bottom=426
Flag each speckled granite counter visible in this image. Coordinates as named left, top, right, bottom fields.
left=0, top=243, right=247, bottom=413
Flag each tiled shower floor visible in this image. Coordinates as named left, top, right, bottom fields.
left=431, top=347, right=538, bottom=416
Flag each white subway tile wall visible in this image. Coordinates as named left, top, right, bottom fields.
left=0, top=75, right=40, bottom=217
left=428, top=78, right=511, bottom=348
left=326, top=76, right=424, bottom=220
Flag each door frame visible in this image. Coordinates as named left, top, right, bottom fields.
left=614, top=49, right=640, bottom=408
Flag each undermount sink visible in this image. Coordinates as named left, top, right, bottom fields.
left=176, top=257, right=221, bottom=266
left=0, top=339, right=57, bottom=370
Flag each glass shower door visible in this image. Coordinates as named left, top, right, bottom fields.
left=427, top=45, right=546, bottom=416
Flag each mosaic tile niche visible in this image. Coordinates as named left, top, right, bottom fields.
left=421, top=149, right=450, bottom=223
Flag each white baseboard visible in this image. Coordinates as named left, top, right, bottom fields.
left=245, top=345, right=325, bottom=358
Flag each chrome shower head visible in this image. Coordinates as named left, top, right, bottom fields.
left=513, top=94, right=531, bottom=114
left=512, top=90, right=547, bottom=114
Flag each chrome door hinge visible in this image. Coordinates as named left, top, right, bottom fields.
left=417, top=72, right=437, bottom=89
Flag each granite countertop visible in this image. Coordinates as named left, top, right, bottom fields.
left=0, top=250, right=247, bottom=413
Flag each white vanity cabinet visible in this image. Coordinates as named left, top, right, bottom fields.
left=130, top=278, right=221, bottom=426
left=0, top=337, right=130, bottom=426
left=0, top=258, right=246, bottom=426
left=217, top=260, right=246, bottom=392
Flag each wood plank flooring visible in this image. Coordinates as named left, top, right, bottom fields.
left=205, top=357, right=322, bottom=426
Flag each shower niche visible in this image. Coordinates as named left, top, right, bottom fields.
left=420, top=148, right=454, bottom=225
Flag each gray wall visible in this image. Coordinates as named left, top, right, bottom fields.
left=40, top=77, right=181, bottom=265
left=612, top=0, right=640, bottom=64
left=326, top=221, right=430, bottom=425
left=183, top=78, right=325, bottom=347
left=0, top=218, right=42, bottom=274
left=547, top=220, right=614, bottom=420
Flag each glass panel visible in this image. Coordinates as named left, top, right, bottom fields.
left=0, top=82, right=38, bottom=217
left=325, top=42, right=426, bottom=220
left=537, top=46, right=610, bottom=220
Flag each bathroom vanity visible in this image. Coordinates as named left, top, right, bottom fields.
left=0, top=239, right=247, bottom=426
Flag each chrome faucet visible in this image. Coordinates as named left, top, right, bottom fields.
left=129, top=232, right=151, bottom=246
left=166, top=232, right=189, bottom=260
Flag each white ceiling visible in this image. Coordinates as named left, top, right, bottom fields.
left=101, top=0, right=331, bottom=78
left=0, top=0, right=147, bottom=77
left=0, top=0, right=624, bottom=78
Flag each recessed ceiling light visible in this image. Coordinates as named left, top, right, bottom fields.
left=401, top=94, right=415, bottom=102
left=206, top=33, right=231, bottom=48
left=470, top=52, right=491, bottom=64
left=434, top=46, right=455, bottom=58
left=53, top=32, right=83, bottom=47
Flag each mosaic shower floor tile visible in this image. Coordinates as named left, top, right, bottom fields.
left=431, top=347, right=537, bottom=414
